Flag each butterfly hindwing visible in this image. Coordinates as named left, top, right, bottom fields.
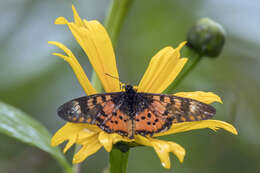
left=101, top=109, right=130, bottom=137
left=134, top=108, right=167, bottom=136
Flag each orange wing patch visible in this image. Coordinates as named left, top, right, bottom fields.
left=101, top=109, right=130, bottom=137
left=92, top=99, right=130, bottom=137
left=135, top=108, right=167, bottom=136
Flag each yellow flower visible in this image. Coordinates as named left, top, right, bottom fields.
left=49, top=5, right=237, bottom=169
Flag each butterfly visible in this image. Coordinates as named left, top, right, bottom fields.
left=58, top=85, right=216, bottom=139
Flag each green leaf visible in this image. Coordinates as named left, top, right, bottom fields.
left=0, top=101, right=72, bottom=173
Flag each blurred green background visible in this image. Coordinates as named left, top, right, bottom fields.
left=1, top=0, right=260, bottom=172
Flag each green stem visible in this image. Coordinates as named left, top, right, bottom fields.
left=164, top=46, right=202, bottom=94
left=104, top=0, right=134, bottom=46
left=109, top=144, right=130, bottom=173
left=72, top=145, right=81, bottom=173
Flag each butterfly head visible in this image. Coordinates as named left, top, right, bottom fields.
left=124, top=84, right=133, bottom=91
left=122, top=84, right=136, bottom=95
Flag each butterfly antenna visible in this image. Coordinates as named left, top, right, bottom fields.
left=104, top=73, right=124, bottom=89
left=104, top=73, right=119, bottom=80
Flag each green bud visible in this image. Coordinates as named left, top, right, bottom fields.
left=187, top=18, right=226, bottom=57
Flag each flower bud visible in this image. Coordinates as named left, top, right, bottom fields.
left=187, top=18, right=226, bottom=57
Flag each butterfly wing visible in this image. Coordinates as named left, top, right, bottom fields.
left=57, top=93, right=130, bottom=137
left=134, top=93, right=216, bottom=136
left=58, top=92, right=216, bottom=138
left=134, top=108, right=167, bottom=136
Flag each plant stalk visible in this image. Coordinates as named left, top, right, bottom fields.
left=109, top=144, right=130, bottom=173
left=72, top=145, right=81, bottom=173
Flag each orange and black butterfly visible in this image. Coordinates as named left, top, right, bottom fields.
left=58, top=85, right=216, bottom=139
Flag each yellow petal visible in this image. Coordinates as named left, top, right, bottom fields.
left=70, top=21, right=119, bottom=92
left=135, top=135, right=152, bottom=146
left=174, top=91, right=223, bottom=104
left=57, top=5, right=120, bottom=92
left=112, top=133, right=133, bottom=143
left=55, top=17, right=68, bottom=25
left=138, top=42, right=188, bottom=93
left=72, top=5, right=84, bottom=27
left=152, top=139, right=185, bottom=169
left=54, top=5, right=84, bottom=27
left=98, top=132, right=134, bottom=152
left=155, top=120, right=238, bottom=137
left=98, top=131, right=113, bottom=152
left=63, top=127, right=100, bottom=153
left=135, top=136, right=185, bottom=169
left=48, top=41, right=97, bottom=95
left=76, top=129, right=100, bottom=144
left=63, top=136, right=76, bottom=153
left=73, top=135, right=102, bottom=163
left=51, top=123, right=100, bottom=146
left=51, top=123, right=81, bottom=147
